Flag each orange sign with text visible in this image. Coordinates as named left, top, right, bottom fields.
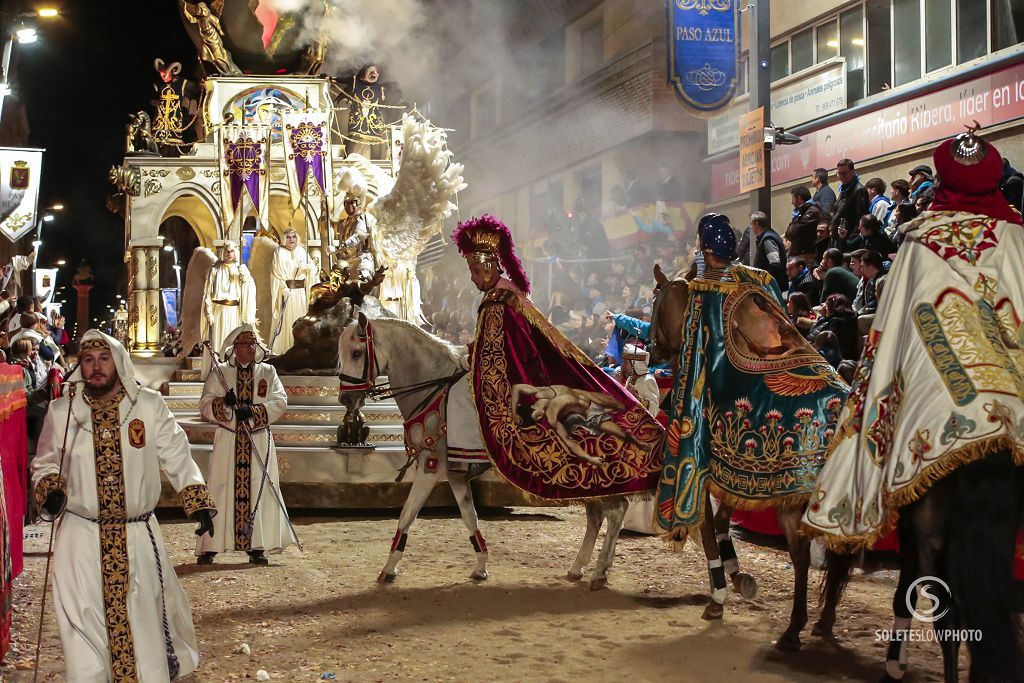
left=739, top=107, right=765, bottom=193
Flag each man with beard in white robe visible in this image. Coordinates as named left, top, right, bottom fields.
left=269, top=228, right=315, bottom=355
left=32, top=330, right=216, bottom=682
left=201, top=241, right=256, bottom=378
left=197, top=324, right=296, bottom=564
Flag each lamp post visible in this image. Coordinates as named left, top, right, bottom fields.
left=0, top=8, right=59, bottom=127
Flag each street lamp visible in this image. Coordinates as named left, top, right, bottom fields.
left=0, top=8, right=59, bottom=125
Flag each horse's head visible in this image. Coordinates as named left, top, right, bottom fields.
left=337, top=310, right=378, bottom=410
left=648, top=264, right=689, bottom=373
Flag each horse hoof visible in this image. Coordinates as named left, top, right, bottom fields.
left=732, top=572, right=758, bottom=600
left=567, top=570, right=583, bottom=582
left=471, top=570, right=488, bottom=581
left=774, top=632, right=802, bottom=652
left=589, top=577, right=607, bottom=591
left=811, top=620, right=834, bottom=638
left=377, top=571, right=396, bottom=584
left=701, top=601, right=724, bottom=621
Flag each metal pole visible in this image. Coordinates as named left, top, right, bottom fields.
left=0, top=35, right=13, bottom=129
left=748, top=0, right=771, bottom=265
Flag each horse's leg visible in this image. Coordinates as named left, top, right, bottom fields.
left=906, top=475, right=958, bottom=683
left=378, top=458, right=442, bottom=583
left=812, top=546, right=856, bottom=638
left=447, top=466, right=489, bottom=581
left=774, top=506, right=810, bottom=652
left=700, top=491, right=727, bottom=620
left=713, top=502, right=757, bottom=599
left=589, top=498, right=628, bottom=591
left=569, top=502, right=604, bottom=581
left=881, top=514, right=918, bottom=683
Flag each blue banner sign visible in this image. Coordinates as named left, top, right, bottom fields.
left=667, top=0, right=741, bottom=114
left=161, top=288, right=179, bottom=329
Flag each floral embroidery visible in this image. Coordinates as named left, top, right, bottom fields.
left=840, top=330, right=881, bottom=438
left=918, top=215, right=999, bottom=265
left=940, top=411, right=976, bottom=446
left=865, top=371, right=905, bottom=466
left=233, top=365, right=254, bottom=550
left=179, top=484, right=215, bottom=518
left=908, top=429, right=932, bottom=463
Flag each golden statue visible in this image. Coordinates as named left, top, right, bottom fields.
left=181, top=1, right=242, bottom=75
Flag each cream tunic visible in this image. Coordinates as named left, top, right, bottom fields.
left=269, top=244, right=315, bottom=355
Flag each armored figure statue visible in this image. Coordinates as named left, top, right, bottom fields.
left=337, top=405, right=372, bottom=448
left=334, top=65, right=404, bottom=159
left=151, top=58, right=198, bottom=155
left=334, top=192, right=377, bottom=282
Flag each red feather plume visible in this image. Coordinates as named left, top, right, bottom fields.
left=451, top=214, right=531, bottom=294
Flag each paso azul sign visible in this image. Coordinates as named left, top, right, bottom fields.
left=667, top=0, right=741, bottom=114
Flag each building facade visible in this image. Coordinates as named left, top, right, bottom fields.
left=709, top=0, right=1024, bottom=229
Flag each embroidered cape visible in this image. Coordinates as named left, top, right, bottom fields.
left=471, top=287, right=664, bottom=500
left=656, top=265, right=848, bottom=541
left=803, top=211, right=1024, bottom=549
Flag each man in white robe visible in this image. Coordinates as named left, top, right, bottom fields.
left=32, top=330, right=216, bottom=682
left=269, top=229, right=315, bottom=355
left=201, top=241, right=256, bottom=378
left=618, top=344, right=661, bottom=534
left=197, top=324, right=296, bottom=564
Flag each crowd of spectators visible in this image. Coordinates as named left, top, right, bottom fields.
left=0, top=294, right=68, bottom=450
left=772, top=154, right=1024, bottom=377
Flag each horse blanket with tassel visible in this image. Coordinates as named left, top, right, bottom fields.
left=803, top=211, right=1024, bottom=550
left=656, top=264, right=848, bottom=540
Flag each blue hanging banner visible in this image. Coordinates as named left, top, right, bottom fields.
left=667, top=0, right=741, bottom=114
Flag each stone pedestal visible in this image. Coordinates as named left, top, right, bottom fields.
left=72, top=284, right=92, bottom=343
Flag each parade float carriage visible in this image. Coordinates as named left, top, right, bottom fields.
left=108, top=1, right=514, bottom=508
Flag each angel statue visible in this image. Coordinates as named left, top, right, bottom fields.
left=181, top=1, right=242, bottom=76
left=333, top=114, right=467, bottom=325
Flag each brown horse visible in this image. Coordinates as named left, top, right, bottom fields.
left=648, top=264, right=851, bottom=651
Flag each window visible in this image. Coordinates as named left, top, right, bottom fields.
left=816, top=20, right=839, bottom=63
left=893, top=0, right=923, bottom=86
left=840, top=6, right=866, bottom=102
left=992, top=0, right=1024, bottom=52
left=925, top=0, right=952, bottom=72
left=770, top=43, right=790, bottom=81
left=792, top=28, right=814, bottom=72
left=867, top=0, right=892, bottom=94
left=580, top=19, right=604, bottom=75
left=958, top=0, right=988, bottom=62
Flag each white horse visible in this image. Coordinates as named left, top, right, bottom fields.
left=337, top=311, right=631, bottom=589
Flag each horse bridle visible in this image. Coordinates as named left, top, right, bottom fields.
left=649, top=280, right=685, bottom=360
left=337, top=320, right=466, bottom=405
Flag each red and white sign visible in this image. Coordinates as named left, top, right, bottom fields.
left=712, top=58, right=1024, bottom=202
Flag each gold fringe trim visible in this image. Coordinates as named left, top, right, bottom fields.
left=805, top=435, right=1024, bottom=553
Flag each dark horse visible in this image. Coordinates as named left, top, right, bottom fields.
left=647, top=264, right=853, bottom=651
left=877, top=451, right=1024, bottom=683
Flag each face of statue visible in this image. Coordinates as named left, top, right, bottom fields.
left=285, top=232, right=299, bottom=250
left=233, top=337, right=257, bottom=365
left=81, top=348, right=120, bottom=397
left=344, top=197, right=360, bottom=216
left=468, top=260, right=500, bottom=292
left=363, top=65, right=380, bottom=83
left=223, top=244, right=237, bottom=263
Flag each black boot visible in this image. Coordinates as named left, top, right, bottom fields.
left=197, top=552, right=216, bottom=565
left=247, top=550, right=269, bottom=566
left=466, top=462, right=492, bottom=482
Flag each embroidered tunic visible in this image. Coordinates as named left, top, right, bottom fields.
left=198, top=360, right=295, bottom=554
left=803, top=211, right=1024, bottom=548
left=32, top=387, right=214, bottom=682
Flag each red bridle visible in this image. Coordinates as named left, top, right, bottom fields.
left=338, top=321, right=379, bottom=392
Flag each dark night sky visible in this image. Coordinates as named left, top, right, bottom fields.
left=15, top=0, right=195, bottom=329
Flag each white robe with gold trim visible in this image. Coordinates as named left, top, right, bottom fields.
left=32, top=387, right=212, bottom=682
left=201, top=261, right=256, bottom=377
left=269, top=245, right=314, bottom=355
left=197, top=360, right=296, bottom=554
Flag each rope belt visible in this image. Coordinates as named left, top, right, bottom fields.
left=285, top=279, right=306, bottom=289
left=212, top=299, right=240, bottom=306
left=66, top=509, right=180, bottom=678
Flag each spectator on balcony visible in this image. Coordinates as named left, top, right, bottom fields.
left=786, top=258, right=816, bottom=300
left=886, top=178, right=911, bottom=235
left=866, top=177, right=893, bottom=224
left=750, top=211, right=788, bottom=291
left=811, top=167, right=837, bottom=219
left=908, top=163, right=934, bottom=202
left=829, top=159, right=870, bottom=244
left=814, top=247, right=859, bottom=304
left=785, top=185, right=823, bottom=265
